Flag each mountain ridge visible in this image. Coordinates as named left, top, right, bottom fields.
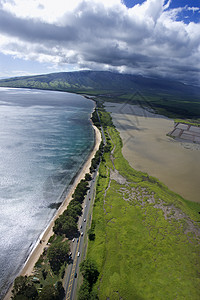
left=0, top=70, right=200, bottom=118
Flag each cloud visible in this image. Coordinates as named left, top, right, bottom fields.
left=0, top=0, right=199, bottom=84
left=163, top=0, right=172, bottom=10
left=187, top=6, right=199, bottom=13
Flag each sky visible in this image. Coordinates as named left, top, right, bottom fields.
left=0, top=0, right=199, bottom=85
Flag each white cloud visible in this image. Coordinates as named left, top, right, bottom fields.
left=1, top=0, right=82, bottom=23
left=1, top=0, right=122, bottom=23
left=163, top=0, right=172, bottom=10
left=187, top=6, right=199, bottom=13
left=0, top=0, right=199, bottom=84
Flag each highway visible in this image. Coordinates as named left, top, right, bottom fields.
left=63, top=170, right=98, bottom=300
left=64, top=108, right=105, bottom=299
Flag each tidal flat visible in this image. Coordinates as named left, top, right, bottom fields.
left=105, top=103, right=200, bottom=203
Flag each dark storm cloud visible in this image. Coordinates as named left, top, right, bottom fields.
left=0, top=0, right=199, bottom=84
left=0, top=8, right=78, bottom=43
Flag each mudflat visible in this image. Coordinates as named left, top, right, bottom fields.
left=105, top=103, right=200, bottom=203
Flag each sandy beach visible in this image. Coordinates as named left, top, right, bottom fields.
left=4, top=123, right=101, bottom=300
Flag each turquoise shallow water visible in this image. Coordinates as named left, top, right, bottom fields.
left=0, top=88, right=95, bottom=298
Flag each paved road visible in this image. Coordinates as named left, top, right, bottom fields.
left=63, top=170, right=98, bottom=300
left=64, top=109, right=105, bottom=299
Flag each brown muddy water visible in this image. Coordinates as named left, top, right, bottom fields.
left=105, top=103, right=200, bottom=203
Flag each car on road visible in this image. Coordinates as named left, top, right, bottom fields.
left=84, top=218, right=86, bottom=222
left=81, top=232, right=83, bottom=236
left=80, top=225, right=82, bottom=229
left=72, top=238, right=75, bottom=242
left=77, top=238, right=79, bottom=242
left=85, top=204, right=87, bottom=208
left=74, top=272, right=77, bottom=278
left=77, top=252, right=80, bottom=257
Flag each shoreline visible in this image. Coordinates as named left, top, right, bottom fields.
left=4, top=122, right=101, bottom=300
left=105, top=102, right=200, bottom=203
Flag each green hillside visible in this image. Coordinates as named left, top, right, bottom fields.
left=0, top=71, right=200, bottom=119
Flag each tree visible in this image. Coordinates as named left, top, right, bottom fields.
left=24, top=285, right=38, bottom=299
left=12, top=276, right=28, bottom=295
left=39, top=285, right=59, bottom=300
left=88, top=221, right=95, bottom=241
left=42, top=269, right=47, bottom=280
left=89, top=290, right=99, bottom=300
left=12, top=276, right=38, bottom=300
left=85, top=173, right=92, bottom=181
left=47, top=241, right=69, bottom=273
left=53, top=215, right=78, bottom=237
left=53, top=214, right=66, bottom=235
left=63, top=208, right=78, bottom=221
left=13, top=295, right=28, bottom=300
left=80, top=260, right=99, bottom=286
left=62, top=216, right=78, bottom=238
left=67, top=201, right=82, bottom=216
left=78, top=280, right=99, bottom=300
left=72, top=180, right=89, bottom=202
left=56, top=281, right=65, bottom=300
left=88, top=228, right=95, bottom=241
left=78, top=280, right=90, bottom=300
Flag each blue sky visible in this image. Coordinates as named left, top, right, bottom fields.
left=124, top=0, right=200, bottom=22
left=0, top=0, right=199, bottom=85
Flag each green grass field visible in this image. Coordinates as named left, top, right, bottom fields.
left=86, top=109, right=200, bottom=300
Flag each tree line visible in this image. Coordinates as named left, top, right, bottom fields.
left=11, top=108, right=104, bottom=299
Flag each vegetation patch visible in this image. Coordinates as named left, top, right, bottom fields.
left=11, top=109, right=103, bottom=300
left=1, top=71, right=200, bottom=119
left=78, top=259, right=99, bottom=300
left=85, top=107, right=200, bottom=300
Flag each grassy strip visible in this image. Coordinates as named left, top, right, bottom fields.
left=174, top=119, right=200, bottom=127
left=86, top=108, right=200, bottom=300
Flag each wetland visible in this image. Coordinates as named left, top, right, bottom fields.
left=105, top=103, right=200, bottom=203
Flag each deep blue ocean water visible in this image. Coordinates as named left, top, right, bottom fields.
left=0, top=88, right=95, bottom=298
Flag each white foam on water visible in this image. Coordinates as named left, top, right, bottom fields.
left=0, top=88, right=95, bottom=298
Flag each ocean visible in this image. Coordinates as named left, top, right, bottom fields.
left=0, top=88, right=95, bottom=298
